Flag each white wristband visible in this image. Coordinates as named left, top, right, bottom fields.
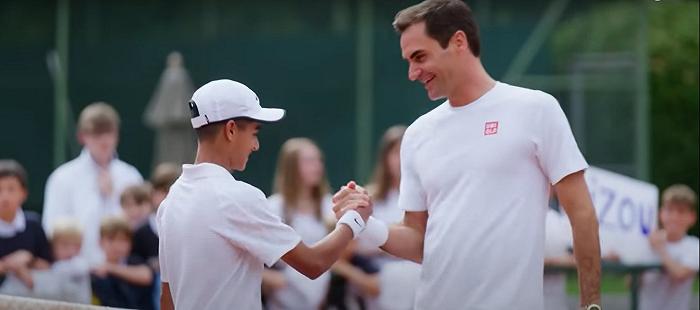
left=337, top=210, right=366, bottom=239
left=361, top=217, right=389, bottom=247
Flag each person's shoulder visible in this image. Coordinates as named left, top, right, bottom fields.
left=499, top=82, right=558, bottom=107
left=22, top=211, right=44, bottom=230
left=46, top=156, right=83, bottom=182
left=134, top=221, right=154, bottom=236
left=682, top=235, right=700, bottom=248
left=266, top=194, right=285, bottom=216
left=112, top=158, right=142, bottom=179
left=219, top=180, right=267, bottom=205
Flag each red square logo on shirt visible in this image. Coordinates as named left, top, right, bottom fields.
left=484, top=121, right=499, bottom=135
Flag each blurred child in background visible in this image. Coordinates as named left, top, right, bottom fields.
left=120, top=184, right=153, bottom=231
left=2, top=218, right=92, bottom=303
left=0, top=159, right=52, bottom=294
left=640, top=184, right=699, bottom=310
left=263, top=138, right=333, bottom=310
left=91, top=216, right=154, bottom=310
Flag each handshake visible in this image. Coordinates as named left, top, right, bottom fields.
left=331, top=181, right=388, bottom=248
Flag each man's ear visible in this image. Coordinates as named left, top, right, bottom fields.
left=451, top=30, right=469, bottom=53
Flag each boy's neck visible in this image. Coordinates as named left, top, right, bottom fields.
left=667, top=232, right=686, bottom=242
left=0, top=209, right=18, bottom=224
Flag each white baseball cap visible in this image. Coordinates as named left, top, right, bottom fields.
left=189, top=79, right=285, bottom=128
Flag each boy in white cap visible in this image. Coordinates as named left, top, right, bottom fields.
left=157, top=79, right=373, bottom=310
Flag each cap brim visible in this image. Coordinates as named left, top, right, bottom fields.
left=248, top=108, right=285, bottom=123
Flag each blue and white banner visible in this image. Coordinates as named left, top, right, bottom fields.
left=584, top=166, right=659, bottom=264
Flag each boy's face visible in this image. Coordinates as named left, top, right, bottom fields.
left=81, top=130, right=118, bottom=166
left=660, top=201, right=697, bottom=237
left=0, top=176, right=27, bottom=219
left=53, top=237, right=82, bottom=261
left=122, top=199, right=152, bottom=228
left=229, top=120, right=261, bottom=171
left=100, top=233, right=131, bottom=262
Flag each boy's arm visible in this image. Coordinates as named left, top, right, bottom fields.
left=105, top=262, right=153, bottom=286
left=649, top=231, right=697, bottom=281
left=282, top=185, right=372, bottom=279
left=281, top=225, right=355, bottom=279
left=161, top=282, right=174, bottom=310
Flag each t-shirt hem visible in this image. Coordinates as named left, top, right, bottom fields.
left=550, top=163, right=589, bottom=186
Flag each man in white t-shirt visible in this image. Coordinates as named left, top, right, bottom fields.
left=333, top=1, right=601, bottom=309
left=157, top=79, right=373, bottom=310
left=42, top=102, right=143, bottom=266
left=640, top=184, right=699, bottom=310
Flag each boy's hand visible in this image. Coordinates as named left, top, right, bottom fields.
left=91, top=263, right=110, bottom=278
left=649, top=229, right=668, bottom=254
left=3, top=250, right=33, bottom=271
left=97, top=168, right=113, bottom=198
left=332, top=181, right=373, bottom=222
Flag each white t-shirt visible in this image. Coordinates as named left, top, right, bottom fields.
left=399, top=82, right=588, bottom=309
left=544, top=209, right=574, bottom=310
left=42, top=149, right=143, bottom=266
left=265, top=194, right=331, bottom=310
left=157, top=163, right=301, bottom=310
left=639, top=235, right=700, bottom=310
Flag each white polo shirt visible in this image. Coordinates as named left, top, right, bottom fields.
left=399, top=82, right=588, bottom=309
left=157, top=163, right=301, bottom=310
left=42, top=149, right=143, bottom=265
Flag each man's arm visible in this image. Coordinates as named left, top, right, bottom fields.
left=161, top=282, right=174, bottom=310
left=555, top=170, right=601, bottom=307
left=380, top=211, right=427, bottom=264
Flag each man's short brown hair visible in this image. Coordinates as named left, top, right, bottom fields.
left=0, top=159, right=28, bottom=189
left=393, top=0, right=481, bottom=56
left=661, top=184, right=697, bottom=211
left=151, top=163, right=181, bottom=192
left=78, top=102, right=120, bottom=135
left=120, top=184, right=152, bottom=206
left=100, top=216, right=132, bottom=239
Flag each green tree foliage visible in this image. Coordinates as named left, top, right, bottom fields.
left=552, top=1, right=698, bottom=236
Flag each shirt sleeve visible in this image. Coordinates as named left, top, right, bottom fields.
left=157, top=210, right=169, bottom=282
left=678, top=239, right=700, bottom=271
left=42, top=171, right=71, bottom=232
left=213, top=187, right=301, bottom=267
left=398, top=127, right=428, bottom=212
left=534, top=93, right=589, bottom=185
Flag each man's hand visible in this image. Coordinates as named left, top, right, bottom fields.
left=332, top=181, right=372, bottom=222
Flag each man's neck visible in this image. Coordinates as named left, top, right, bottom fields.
left=447, top=60, right=496, bottom=107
